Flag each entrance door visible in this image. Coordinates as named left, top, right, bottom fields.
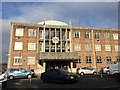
left=46, top=61, right=68, bottom=71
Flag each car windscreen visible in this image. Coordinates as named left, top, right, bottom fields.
left=59, top=69, right=69, bottom=75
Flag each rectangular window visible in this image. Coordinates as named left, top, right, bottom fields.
left=28, top=43, right=36, bottom=50
left=76, top=56, right=81, bottom=63
left=105, top=45, right=111, bottom=51
left=14, top=42, right=23, bottom=50
left=96, top=56, right=102, bottom=63
left=13, top=56, right=22, bottom=65
left=27, top=57, right=35, bottom=65
left=84, top=32, right=90, bottom=38
left=75, top=32, right=80, bottom=38
left=39, top=42, right=43, bottom=52
left=15, top=28, right=24, bottom=36
left=114, top=45, right=120, bottom=51
left=85, top=44, right=92, bottom=51
left=104, top=32, right=110, bottom=39
left=95, top=44, right=101, bottom=51
left=106, top=56, right=112, bottom=62
left=86, top=56, right=92, bottom=63
left=40, top=30, right=43, bottom=39
left=28, top=29, right=36, bottom=37
left=94, top=32, right=100, bottom=39
left=113, top=33, right=118, bottom=40
left=74, top=44, right=81, bottom=51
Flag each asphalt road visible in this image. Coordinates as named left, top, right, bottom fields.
left=3, top=74, right=120, bottom=90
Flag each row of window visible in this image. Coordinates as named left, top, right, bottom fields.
left=13, top=56, right=120, bottom=65
left=76, top=56, right=120, bottom=64
left=13, top=57, right=35, bottom=65
left=14, top=42, right=120, bottom=52
left=74, top=44, right=120, bottom=51
left=15, top=28, right=119, bottom=40
left=74, top=31, right=119, bottom=40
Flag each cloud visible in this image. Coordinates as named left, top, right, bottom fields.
left=1, top=2, right=118, bottom=63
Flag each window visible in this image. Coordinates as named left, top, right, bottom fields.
left=15, top=28, right=24, bottom=36
left=96, top=56, right=102, bottom=63
left=85, top=44, right=92, bottom=51
left=75, top=32, right=80, bottom=38
left=106, top=56, right=112, bottom=62
left=94, top=32, right=100, bottom=39
left=84, top=32, right=90, bottom=38
left=27, top=57, right=35, bottom=65
left=40, top=42, right=43, bottom=52
left=113, top=33, right=118, bottom=40
left=40, top=30, right=43, bottom=39
left=76, top=56, right=81, bottom=63
left=74, top=44, right=81, bottom=51
left=13, top=56, right=22, bottom=65
left=28, top=29, right=36, bottom=37
left=86, top=56, right=92, bottom=63
left=95, top=45, right=101, bottom=51
left=114, top=45, right=120, bottom=51
left=116, top=56, right=120, bottom=62
left=105, top=45, right=111, bottom=51
left=14, top=42, right=23, bottom=50
left=104, top=32, right=110, bottom=39
left=28, top=43, right=36, bottom=50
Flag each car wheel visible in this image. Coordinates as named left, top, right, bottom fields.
left=93, top=72, right=97, bottom=75
left=80, top=72, right=84, bottom=76
left=27, top=74, right=32, bottom=78
left=9, top=75, right=14, bottom=80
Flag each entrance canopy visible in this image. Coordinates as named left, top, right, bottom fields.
left=36, top=52, right=79, bottom=61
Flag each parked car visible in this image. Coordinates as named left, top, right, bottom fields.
left=7, top=68, right=36, bottom=79
left=41, top=68, right=79, bottom=83
left=103, top=67, right=109, bottom=74
left=0, top=71, right=7, bottom=89
left=77, top=67, right=97, bottom=75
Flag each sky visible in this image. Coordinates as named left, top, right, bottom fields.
left=1, top=1, right=119, bottom=63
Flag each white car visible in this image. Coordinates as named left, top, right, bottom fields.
left=78, top=67, right=97, bottom=75
left=0, top=72, right=7, bottom=89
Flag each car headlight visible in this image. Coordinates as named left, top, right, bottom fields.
left=70, top=76, right=74, bottom=79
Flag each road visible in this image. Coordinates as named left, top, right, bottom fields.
left=3, top=74, right=120, bottom=90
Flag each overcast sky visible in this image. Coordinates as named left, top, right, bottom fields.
left=1, top=1, right=119, bottom=63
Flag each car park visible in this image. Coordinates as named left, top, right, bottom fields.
left=7, top=68, right=36, bottom=79
left=77, top=67, right=97, bottom=75
left=41, top=68, right=79, bottom=83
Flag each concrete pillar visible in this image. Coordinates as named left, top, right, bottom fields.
left=70, top=62, right=73, bottom=72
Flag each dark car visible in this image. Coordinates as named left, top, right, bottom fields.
left=40, top=68, right=79, bottom=83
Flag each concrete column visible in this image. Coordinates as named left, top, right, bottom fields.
left=70, top=62, right=73, bottom=72
left=43, top=62, right=46, bottom=72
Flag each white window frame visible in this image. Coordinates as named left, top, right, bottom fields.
left=105, top=45, right=111, bottom=51
left=14, top=42, right=23, bottom=50
left=114, top=45, right=120, bottom=51
left=28, top=43, right=36, bottom=50
left=28, top=29, right=36, bottom=37
left=85, top=44, right=92, bottom=51
left=84, top=32, right=90, bottom=38
left=15, top=28, right=24, bottom=36
left=94, top=32, right=100, bottom=39
left=40, top=30, right=43, bottom=39
left=95, top=44, right=101, bottom=51
left=13, top=56, right=22, bottom=65
left=74, top=44, right=81, bottom=51
left=40, top=42, right=43, bottom=52
left=113, top=33, right=118, bottom=40
left=104, top=32, right=110, bottom=39
left=27, top=57, right=35, bottom=65
left=75, top=32, right=80, bottom=38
